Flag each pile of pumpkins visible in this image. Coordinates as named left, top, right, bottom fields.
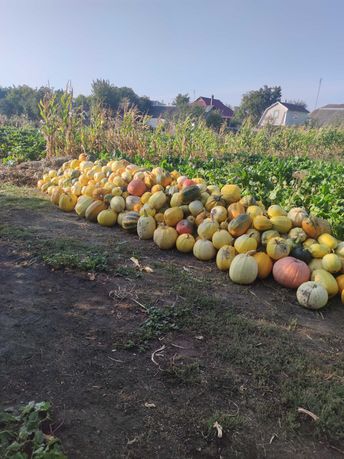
left=37, top=154, right=344, bottom=311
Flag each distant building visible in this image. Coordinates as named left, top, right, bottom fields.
left=258, top=102, right=309, bottom=127
left=192, top=95, right=234, bottom=121
left=146, top=104, right=176, bottom=129
left=310, top=104, right=344, bottom=127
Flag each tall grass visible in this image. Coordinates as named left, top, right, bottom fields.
left=36, top=87, right=344, bottom=160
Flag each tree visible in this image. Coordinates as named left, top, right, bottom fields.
left=206, top=110, right=223, bottom=130
left=285, top=99, right=307, bottom=109
left=173, top=93, right=190, bottom=108
left=235, top=85, right=282, bottom=124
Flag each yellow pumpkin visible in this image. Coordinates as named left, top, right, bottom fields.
left=245, top=228, right=261, bottom=245
left=75, top=196, right=94, bottom=217
left=267, top=205, right=287, bottom=218
left=270, top=216, right=292, bottom=234
left=97, top=209, right=117, bottom=227
left=153, top=225, right=178, bottom=249
left=266, top=237, right=291, bottom=260
left=139, top=204, right=156, bottom=217
left=308, top=243, right=330, bottom=258
left=253, top=252, right=273, bottom=279
left=148, top=191, right=167, bottom=210
left=311, top=269, right=339, bottom=298
left=308, top=258, right=323, bottom=272
left=170, top=192, right=183, bottom=207
left=141, top=191, right=152, bottom=204
left=212, top=230, right=234, bottom=250
left=216, top=245, right=236, bottom=271
left=85, top=200, right=107, bottom=222
left=189, top=200, right=204, bottom=217
left=176, top=234, right=195, bottom=253
left=321, top=254, right=342, bottom=273
left=110, top=196, right=125, bottom=213
left=335, top=242, right=344, bottom=257
left=137, top=213, right=156, bottom=240
left=234, top=234, right=258, bottom=254
left=51, top=187, right=64, bottom=205
left=221, top=184, right=241, bottom=203
left=337, top=274, right=344, bottom=293
left=197, top=219, right=219, bottom=240
left=246, top=205, right=263, bottom=219
left=303, top=238, right=317, bottom=248
left=58, top=193, right=77, bottom=212
left=261, top=230, right=280, bottom=246
left=193, top=239, right=217, bottom=261
left=253, top=215, right=272, bottom=231
left=318, top=233, right=338, bottom=250
left=164, top=207, right=183, bottom=226
left=210, top=206, right=227, bottom=223
left=229, top=253, right=258, bottom=284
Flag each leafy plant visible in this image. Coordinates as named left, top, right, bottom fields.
left=0, top=401, right=66, bottom=458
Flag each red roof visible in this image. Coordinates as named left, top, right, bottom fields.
left=193, top=96, right=233, bottom=118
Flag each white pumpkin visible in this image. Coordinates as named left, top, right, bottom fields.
left=296, top=281, right=328, bottom=309
left=137, top=214, right=156, bottom=240
left=188, top=200, right=204, bottom=217
left=193, top=239, right=216, bottom=261
left=287, top=207, right=308, bottom=227
left=229, top=253, right=258, bottom=285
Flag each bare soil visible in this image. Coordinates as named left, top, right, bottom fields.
left=0, top=184, right=343, bottom=459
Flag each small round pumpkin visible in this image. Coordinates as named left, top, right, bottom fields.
left=266, top=237, right=291, bottom=260
left=296, top=281, right=328, bottom=310
left=335, top=242, right=344, bottom=257
left=137, top=213, right=156, bottom=240
left=308, top=243, right=330, bottom=258
left=189, top=200, right=204, bottom=217
left=253, top=252, right=273, bottom=279
left=176, top=234, right=195, bottom=253
left=336, top=274, right=344, bottom=293
left=302, top=216, right=331, bottom=238
left=153, top=225, right=178, bottom=249
left=267, top=205, right=287, bottom=218
left=321, top=254, right=342, bottom=273
left=288, top=227, right=307, bottom=244
left=212, top=230, right=234, bottom=250
left=270, top=216, right=292, bottom=234
left=246, top=205, right=263, bottom=219
left=148, top=191, right=167, bottom=210
left=193, top=239, right=217, bottom=261
left=125, top=195, right=141, bottom=211
left=227, top=202, right=245, bottom=220
left=273, top=257, right=310, bottom=289
left=229, top=252, right=258, bottom=285
left=164, top=207, right=184, bottom=226
left=261, top=230, right=280, bottom=246
left=287, top=207, right=308, bottom=227
left=58, top=193, right=77, bottom=212
left=127, top=179, right=146, bottom=197
left=234, top=234, right=258, bottom=254
left=197, top=219, right=219, bottom=240
left=176, top=219, right=194, bottom=235
left=97, top=209, right=117, bottom=227
left=311, top=269, right=339, bottom=298
left=318, top=233, right=338, bottom=250
left=210, top=205, right=228, bottom=223
left=221, top=184, right=241, bottom=203
left=308, top=258, right=323, bottom=272
left=253, top=215, right=272, bottom=231
left=216, top=245, right=236, bottom=271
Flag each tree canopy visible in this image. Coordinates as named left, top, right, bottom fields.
left=234, top=85, right=282, bottom=123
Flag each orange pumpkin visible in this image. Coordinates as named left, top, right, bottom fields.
left=253, top=252, right=273, bottom=279
left=302, top=216, right=331, bottom=238
left=127, top=179, right=147, bottom=197
left=228, top=214, right=252, bottom=237
left=272, top=257, right=311, bottom=289
left=227, top=202, right=246, bottom=220
left=336, top=274, right=344, bottom=293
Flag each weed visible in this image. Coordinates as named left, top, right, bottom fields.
left=0, top=401, right=66, bottom=458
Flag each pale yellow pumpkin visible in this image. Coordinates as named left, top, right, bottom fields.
left=164, top=207, right=183, bottom=226
left=97, top=209, right=117, bottom=227
left=216, top=245, right=236, bottom=271
left=253, top=215, right=272, bottom=231
left=318, top=233, right=338, bottom=250
left=176, top=234, right=195, bottom=253
left=110, top=196, right=125, bottom=213
left=308, top=243, right=330, bottom=258
left=266, top=237, right=291, bottom=260
left=267, top=205, right=287, bottom=218
left=234, top=234, right=258, bottom=254
left=229, top=253, right=258, bottom=284
left=153, top=225, right=178, bottom=249
left=212, top=230, right=234, bottom=250
left=197, top=219, right=219, bottom=240
left=137, top=213, right=156, bottom=240
left=311, top=269, right=339, bottom=298
left=270, top=216, right=292, bottom=234
left=321, top=254, right=342, bottom=273
left=193, top=239, right=217, bottom=261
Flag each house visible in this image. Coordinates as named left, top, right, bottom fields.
left=192, top=95, right=234, bottom=121
left=146, top=104, right=176, bottom=129
left=310, top=104, right=344, bottom=127
left=258, top=102, right=309, bottom=127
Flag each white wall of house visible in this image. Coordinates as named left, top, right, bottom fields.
left=285, top=110, right=309, bottom=126
left=259, top=103, right=287, bottom=126
left=259, top=102, right=308, bottom=126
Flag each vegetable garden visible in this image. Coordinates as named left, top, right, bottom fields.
left=1, top=117, right=344, bottom=457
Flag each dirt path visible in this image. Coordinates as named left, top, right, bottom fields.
left=1, top=185, right=343, bottom=458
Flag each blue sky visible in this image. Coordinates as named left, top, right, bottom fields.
left=1, top=0, right=343, bottom=109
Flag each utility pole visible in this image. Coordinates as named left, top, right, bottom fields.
left=314, top=78, right=322, bottom=110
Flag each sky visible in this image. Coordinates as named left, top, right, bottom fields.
left=1, top=0, right=343, bottom=109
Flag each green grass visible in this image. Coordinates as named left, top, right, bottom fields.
left=0, top=184, right=50, bottom=210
